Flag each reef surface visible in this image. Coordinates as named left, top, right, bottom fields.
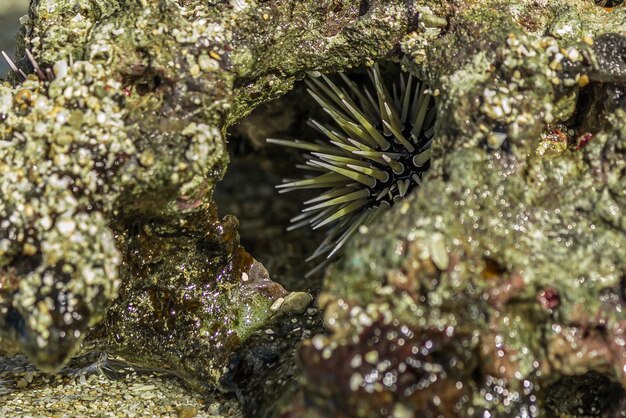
left=0, top=0, right=625, bottom=416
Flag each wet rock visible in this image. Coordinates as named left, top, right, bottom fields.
left=0, top=0, right=412, bottom=374
left=282, top=2, right=626, bottom=417
left=82, top=204, right=304, bottom=389
left=300, top=317, right=477, bottom=417
left=0, top=0, right=625, bottom=416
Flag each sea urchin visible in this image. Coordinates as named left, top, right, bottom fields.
left=268, top=64, right=436, bottom=275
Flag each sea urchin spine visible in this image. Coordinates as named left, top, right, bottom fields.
left=268, top=64, right=436, bottom=275
left=2, top=48, right=59, bottom=83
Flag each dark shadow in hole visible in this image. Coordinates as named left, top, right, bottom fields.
left=545, top=371, right=625, bottom=416
left=135, top=74, right=163, bottom=95
left=595, top=0, right=624, bottom=7
left=215, top=83, right=327, bottom=292
left=359, top=0, right=370, bottom=16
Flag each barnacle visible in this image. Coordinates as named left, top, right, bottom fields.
left=0, top=49, right=133, bottom=370
left=268, top=64, right=436, bottom=275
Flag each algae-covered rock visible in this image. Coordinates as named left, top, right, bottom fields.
left=83, top=203, right=313, bottom=390
left=0, top=0, right=305, bottom=380
left=286, top=2, right=626, bottom=416
left=1, top=0, right=397, bottom=392
left=0, top=0, right=625, bottom=416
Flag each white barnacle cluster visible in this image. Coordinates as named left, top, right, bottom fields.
left=479, top=33, right=593, bottom=147
left=268, top=64, right=436, bottom=275
left=0, top=57, right=136, bottom=358
left=182, top=122, right=224, bottom=169
left=401, top=6, right=448, bottom=65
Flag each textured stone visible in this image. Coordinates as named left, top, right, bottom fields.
left=0, top=0, right=625, bottom=416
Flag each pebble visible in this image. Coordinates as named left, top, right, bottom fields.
left=278, top=292, right=313, bottom=315
left=178, top=406, right=198, bottom=418
left=270, top=297, right=285, bottom=311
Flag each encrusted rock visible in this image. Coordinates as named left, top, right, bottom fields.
left=0, top=0, right=625, bottom=416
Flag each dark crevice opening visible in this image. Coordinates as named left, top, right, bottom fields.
left=545, top=371, right=625, bottom=416
left=215, top=64, right=437, bottom=291
left=594, top=0, right=624, bottom=7
left=215, top=82, right=326, bottom=292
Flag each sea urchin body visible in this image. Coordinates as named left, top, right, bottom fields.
left=268, top=64, right=436, bottom=275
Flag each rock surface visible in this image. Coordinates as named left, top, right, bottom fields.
left=0, top=0, right=624, bottom=417
left=289, top=2, right=626, bottom=416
